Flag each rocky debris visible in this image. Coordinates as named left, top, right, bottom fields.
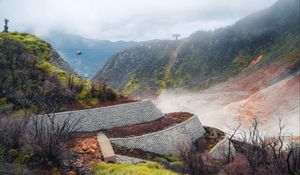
left=71, top=136, right=102, bottom=174
left=209, top=137, right=236, bottom=161
left=73, top=139, right=100, bottom=156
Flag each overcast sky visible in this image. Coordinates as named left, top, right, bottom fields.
left=0, top=0, right=277, bottom=41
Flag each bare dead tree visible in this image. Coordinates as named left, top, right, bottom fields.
left=236, top=117, right=269, bottom=175
left=268, top=117, right=286, bottom=160
left=233, top=116, right=299, bottom=175
left=286, top=142, right=300, bottom=174
left=226, top=122, right=241, bottom=164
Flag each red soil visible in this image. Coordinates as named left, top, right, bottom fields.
left=239, top=74, right=299, bottom=119
left=103, top=112, right=193, bottom=138
left=226, top=49, right=299, bottom=93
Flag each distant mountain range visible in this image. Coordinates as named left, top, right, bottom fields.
left=41, top=33, right=140, bottom=78
left=93, top=0, right=300, bottom=97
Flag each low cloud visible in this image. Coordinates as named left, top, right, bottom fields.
left=0, top=0, right=276, bottom=41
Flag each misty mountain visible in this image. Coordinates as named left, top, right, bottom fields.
left=42, top=32, right=139, bottom=78
left=93, top=0, right=300, bottom=97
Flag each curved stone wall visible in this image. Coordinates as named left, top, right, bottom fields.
left=110, top=115, right=206, bottom=155
left=41, top=100, right=164, bottom=132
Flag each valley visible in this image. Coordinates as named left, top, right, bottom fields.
left=42, top=33, right=140, bottom=79
left=0, top=0, right=299, bottom=174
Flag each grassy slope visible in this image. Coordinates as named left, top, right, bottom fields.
left=0, top=32, right=83, bottom=82
left=0, top=32, right=118, bottom=114
left=92, top=162, right=179, bottom=175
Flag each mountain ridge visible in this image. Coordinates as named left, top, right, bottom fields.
left=93, top=0, right=299, bottom=97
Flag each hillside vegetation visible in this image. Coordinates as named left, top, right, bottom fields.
left=92, top=162, right=179, bottom=175
left=93, top=0, right=300, bottom=97
left=0, top=32, right=118, bottom=115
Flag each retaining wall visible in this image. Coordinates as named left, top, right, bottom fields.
left=110, top=115, right=206, bottom=155
left=38, top=100, right=164, bottom=132
left=116, top=155, right=148, bottom=164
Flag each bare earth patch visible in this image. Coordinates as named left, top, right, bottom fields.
left=103, top=112, right=193, bottom=138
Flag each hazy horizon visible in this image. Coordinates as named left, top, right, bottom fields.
left=0, top=0, right=277, bottom=41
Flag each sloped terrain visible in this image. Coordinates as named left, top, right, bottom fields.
left=154, top=72, right=299, bottom=135
left=237, top=74, right=299, bottom=130
left=93, top=0, right=300, bottom=97
left=0, top=32, right=119, bottom=115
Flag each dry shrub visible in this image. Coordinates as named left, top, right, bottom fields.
left=223, top=153, right=249, bottom=175
left=0, top=116, right=28, bottom=150
left=28, top=113, right=82, bottom=166
left=176, top=140, right=208, bottom=175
